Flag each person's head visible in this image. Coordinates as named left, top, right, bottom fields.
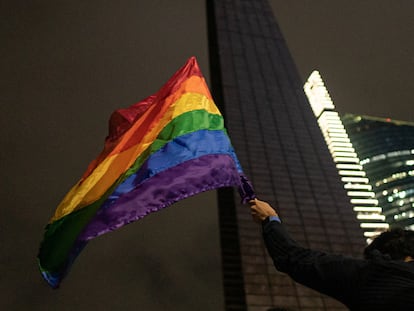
left=364, top=228, right=414, bottom=260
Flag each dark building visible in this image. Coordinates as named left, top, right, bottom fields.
left=207, top=0, right=365, bottom=310
left=342, top=114, right=414, bottom=230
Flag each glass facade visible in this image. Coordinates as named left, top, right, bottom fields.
left=210, top=1, right=366, bottom=309
left=342, top=114, right=414, bottom=230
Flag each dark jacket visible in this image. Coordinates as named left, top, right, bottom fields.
left=263, top=220, right=414, bottom=310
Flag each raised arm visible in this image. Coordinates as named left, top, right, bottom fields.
left=249, top=199, right=366, bottom=305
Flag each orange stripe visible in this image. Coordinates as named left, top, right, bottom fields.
left=81, top=75, right=212, bottom=181
left=109, top=75, right=212, bottom=156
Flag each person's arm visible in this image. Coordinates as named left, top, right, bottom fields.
left=249, top=199, right=366, bottom=305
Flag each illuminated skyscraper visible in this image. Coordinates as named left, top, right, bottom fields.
left=304, top=71, right=389, bottom=240
left=342, top=114, right=414, bottom=230
left=304, top=70, right=414, bottom=232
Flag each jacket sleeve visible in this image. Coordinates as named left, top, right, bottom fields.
left=262, top=220, right=366, bottom=304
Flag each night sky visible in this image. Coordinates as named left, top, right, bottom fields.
left=2, top=1, right=413, bottom=310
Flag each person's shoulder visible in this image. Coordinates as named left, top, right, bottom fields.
left=368, top=253, right=414, bottom=277
left=390, top=260, right=414, bottom=273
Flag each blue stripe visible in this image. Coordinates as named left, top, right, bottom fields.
left=105, top=129, right=242, bottom=204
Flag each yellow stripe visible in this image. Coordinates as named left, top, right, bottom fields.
left=50, top=92, right=220, bottom=222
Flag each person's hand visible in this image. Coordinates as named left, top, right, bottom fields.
left=249, top=199, right=277, bottom=223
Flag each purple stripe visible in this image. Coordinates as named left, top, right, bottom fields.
left=78, top=154, right=241, bottom=241
left=106, top=129, right=241, bottom=206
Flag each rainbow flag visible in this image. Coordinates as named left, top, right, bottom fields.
left=38, top=57, right=255, bottom=288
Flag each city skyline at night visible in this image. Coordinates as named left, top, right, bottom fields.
left=305, top=70, right=414, bottom=236
left=2, top=1, right=414, bottom=310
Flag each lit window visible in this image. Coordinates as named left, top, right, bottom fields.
left=341, top=177, right=369, bottom=183
left=334, top=157, right=360, bottom=163
left=353, top=207, right=382, bottom=212
left=357, top=214, right=386, bottom=220
left=351, top=198, right=379, bottom=205
left=347, top=191, right=375, bottom=197
left=360, top=223, right=389, bottom=229
left=336, top=162, right=361, bottom=169
left=339, top=170, right=366, bottom=177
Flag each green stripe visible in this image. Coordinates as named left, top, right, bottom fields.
left=38, top=109, right=224, bottom=272
left=38, top=189, right=113, bottom=272
left=124, top=109, right=224, bottom=178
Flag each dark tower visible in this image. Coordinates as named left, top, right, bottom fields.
left=207, top=1, right=366, bottom=310
left=342, top=114, right=414, bottom=229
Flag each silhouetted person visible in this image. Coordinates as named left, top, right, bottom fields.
left=249, top=198, right=414, bottom=310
